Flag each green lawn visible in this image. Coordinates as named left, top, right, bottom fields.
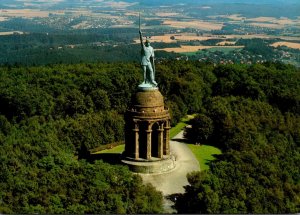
left=181, top=51, right=201, bottom=56
left=93, top=115, right=221, bottom=171
left=170, top=121, right=187, bottom=138
left=170, top=115, right=194, bottom=138
left=182, top=47, right=242, bottom=56
left=207, top=47, right=242, bottom=53
left=187, top=144, right=222, bottom=170
left=94, top=144, right=125, bottom=154
left=97, top=142, right=221, bottom=171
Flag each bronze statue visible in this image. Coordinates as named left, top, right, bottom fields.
left=138, top=13, right=157, bottom=88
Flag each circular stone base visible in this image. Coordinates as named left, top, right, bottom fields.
left=138, top=83, right=158, bottom=91
left=121, top=156, right=176, bottom=174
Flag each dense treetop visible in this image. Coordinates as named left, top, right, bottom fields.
left=179, top=63, right=300, bottom=213
left=0, top=61, right=299, bottom=213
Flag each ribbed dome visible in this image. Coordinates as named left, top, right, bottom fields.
left=133, top=89, right=165, bottom=112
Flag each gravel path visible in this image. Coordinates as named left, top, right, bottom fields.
left=140, top=131, right=200, bottom=213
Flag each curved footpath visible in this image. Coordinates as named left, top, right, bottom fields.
left=140, top=131, right=200, bottom=213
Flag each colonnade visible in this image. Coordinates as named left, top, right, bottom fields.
left=130, top=119, right=171, bottom=160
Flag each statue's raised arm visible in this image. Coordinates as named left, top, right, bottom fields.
left=139, top=30, right=144, bottom=48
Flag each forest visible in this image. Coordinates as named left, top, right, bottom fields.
left=0, top=61, right=299, bottom=213
left=1, top=30, right=299, bottom=67
left=0, top=32, right=181, bottom=66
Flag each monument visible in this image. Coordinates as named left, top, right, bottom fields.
left=121, top=14, right=175, bottom=173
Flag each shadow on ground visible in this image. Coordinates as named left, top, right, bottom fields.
left=88, top=153, right=123, bottom=165
left=171, top=138, right=192, bottom=143
left=78, top=144, right=122, bottom=165
left=165, top=193, right=184, bottom=212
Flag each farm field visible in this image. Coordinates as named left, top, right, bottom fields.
left=271, top=41, right=300, bottom=50
left=158, top=45, right=244, bottom=53
left=134, top=33, right=300, bottom=44
left=0, top=0, right=300, bottom=67
left=0, top=31, right=24, bottom=35
left=162, top=20, right=224, bottom=31
left=211, top=14, right=300, bottom=28
left=0, top=9, right=50, bottom=18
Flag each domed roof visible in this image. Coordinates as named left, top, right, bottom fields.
left=127, top=89, right=169, bottom=119
left=134, top=89, right=164, bottom=108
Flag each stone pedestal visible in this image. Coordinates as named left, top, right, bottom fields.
left=122, top=88, right=175, bottom=173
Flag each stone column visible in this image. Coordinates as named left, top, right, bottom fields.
left=157, top=123, right=164, bottom=159
left=133, top=122, right=139, bottom=160
left=146, top=128, right=152, bottom=160
left=164, top=120, right=171, bottom=156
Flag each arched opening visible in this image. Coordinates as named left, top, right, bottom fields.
left=139, top=122, right=148, bottom=159
left=151, top=123, right=159, bottom=158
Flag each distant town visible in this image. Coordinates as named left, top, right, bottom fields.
left=0, top=0, right=299, bottom=66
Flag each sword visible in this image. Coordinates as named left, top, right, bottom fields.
left=152, top=54, right=155, bottom=78
left=139, top=12, right=141, bottom=31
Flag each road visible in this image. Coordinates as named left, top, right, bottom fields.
left=140, top=131, right=200, bottom=213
